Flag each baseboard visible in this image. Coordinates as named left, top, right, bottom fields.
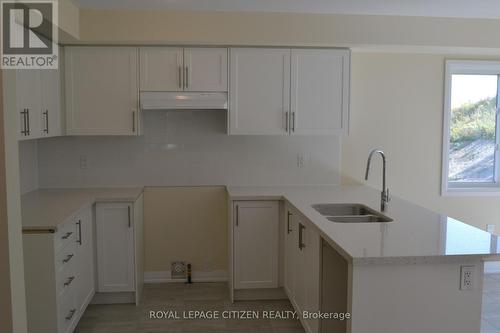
left=91, top=292, right=135, bottom=304
left=234, top=287, right=287, bottom=301
left=144, top=270, right=228, bottom=283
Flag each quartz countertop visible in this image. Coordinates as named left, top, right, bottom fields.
left=226, top=185, right=500, bottom=264
left=21, top=188, right=143, bottom=232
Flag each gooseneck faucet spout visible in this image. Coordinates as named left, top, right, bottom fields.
left=365, top=149, right=390, bottom=212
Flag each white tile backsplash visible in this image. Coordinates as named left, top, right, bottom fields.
left=18, top=140, right=39, bottom=194
left=37, top=110, right=341, bottom=188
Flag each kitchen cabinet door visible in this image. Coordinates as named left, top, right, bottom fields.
left=65, top=47, right=139, bottom=135
left=290, top=49, right=350, bottom=135
left=96, top=203, right=135, bottom=292
left=292, top=214, right=321, bottom=333
left=284, top=208, right=297, bottom=299
left=140, top=47, right=183, bottom=91
left=16, top=69, right=41, bottom=140
left=301, top=223, right=321, bottom=333
left=233, top=201, right=279, bottom=289
left=75, top=207, right=95, bottom=313
left=184, top=48, right=227, bottom=92
left=229, top=48, right=290, bottom=135
left=40, top=67, right=63, bottom=137
left=133, top=193, right=144, bottom=305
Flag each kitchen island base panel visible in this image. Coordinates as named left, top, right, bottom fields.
left=351, top=260, right=484, bottom=333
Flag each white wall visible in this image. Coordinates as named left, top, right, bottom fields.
left=343, top=52, right=500, bottom=234
left=37, top=110, right=341, bottom=187
left=18, top=141, right=38, bottom=195
left=3, top=68, right=28, bottom=333
left=78, top=10, right=500, bottom=51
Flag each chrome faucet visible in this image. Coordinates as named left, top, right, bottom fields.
left=365, top=149, right=390, bottom=212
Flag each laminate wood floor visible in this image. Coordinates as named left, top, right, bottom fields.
left=75, top=282, right=305, bottom=333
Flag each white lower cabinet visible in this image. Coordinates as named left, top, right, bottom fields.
left=23, top=206, right=94, bottom=333
left=233, top=201, right=279, bottom=289
left=285, top=206, right=321, bottom=333
left=75, top=207, right=95, bottom=312
left=23, top=194, right=144, bottom=333
left=96, top=202, right=136, bottom=292
left=230, top=201, right=321, bottom=333
left=284, top=210, right=297, bottom=298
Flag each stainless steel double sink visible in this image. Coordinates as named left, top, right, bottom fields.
left=311, top=203, right=393, bottom=223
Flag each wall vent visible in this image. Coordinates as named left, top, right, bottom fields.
left=171, top=261, right=186, bottom=279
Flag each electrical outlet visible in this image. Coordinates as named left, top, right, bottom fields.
left=79, top=155, right=88, bottom=169
left=460, top=266, right=474, bottom=290
left=487, top=224, right=496, bottom=234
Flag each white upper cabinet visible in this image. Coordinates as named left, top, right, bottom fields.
left=229, top=48, right=290, bottom=135
left=140, top=47, right=228, bottom=92
left=15, top=48, right=64, bottom=140
left=290, top=49, right=350, bottom=135
left=65, top=47, right=139, bottom=136
left=140, top=47, right=183, bottom=91
left=16, top=69, right=41, bottom=140
left=184, top=48, right=228, bottom=92
left=228, top=47, right=350, bottom=136
left=40, top=68, right=63, bottom=137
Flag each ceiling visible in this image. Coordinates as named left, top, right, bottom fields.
left=73, top=0, right=500, bottom=19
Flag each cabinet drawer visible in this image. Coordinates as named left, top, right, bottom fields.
left=54, top=221, right=77, bottom=252
left=55, top=240, right=77, bottom=270
left=58, top=289, right=78, bottom=333
left=56, top=261, right=77, bottom=298
left=56, top=242, right=77, bottom=298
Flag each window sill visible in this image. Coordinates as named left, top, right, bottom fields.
left=442, top=187, right=500, bottom=197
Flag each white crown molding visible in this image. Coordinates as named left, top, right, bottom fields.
left=73, top=0, right=500, bottom=20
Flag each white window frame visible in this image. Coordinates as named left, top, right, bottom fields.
left=442, top=60, right=500, bottom=196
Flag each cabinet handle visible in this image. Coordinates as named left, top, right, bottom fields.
left=185, top=67, right=189, bottom=89
left=43, top=110, right=49, bottom=133
left=64, top=276, right=75, bottom=287
left=20, top=109, right=27, bottom=135
left=62, top=254, right=74, bottom=263
left=287, top=211, right=292, bottom=234
left=76, top=220, right=82, bottom=245
left=24, top=109, right=28, bottom=135
left=61, top=231, right=73, bottom=240
left=65, top=309, right=76, bottom=321
left=291, top=112, right=296, bottom=133
left=128, top=206, right=131, bottom=228
left=178, top=66, right=182, bottom=89
left=235, top=205, right=239, bottom=226
left=26, top=108, right=30, bottom=135
left=298, top=223, right=305, bottom=250
left=285, top=112, right=289, bottom=132
left=132, top=111, right=136, bottom=132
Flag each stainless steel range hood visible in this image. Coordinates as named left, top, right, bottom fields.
left=140, top=92, right=228, bottom=110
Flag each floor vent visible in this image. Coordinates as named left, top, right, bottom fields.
left=171, top=261, right=186, bottom=280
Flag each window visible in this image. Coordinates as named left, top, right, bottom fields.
left=442, top=61, right=500, bottom=195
